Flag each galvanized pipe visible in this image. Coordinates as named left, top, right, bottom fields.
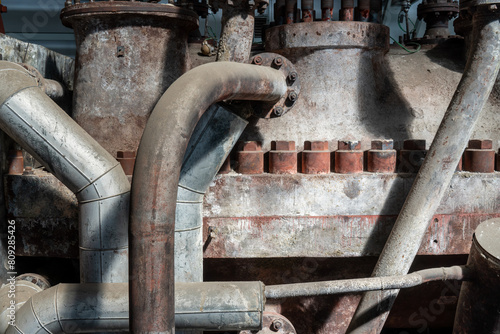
left=347, top=11, right=500, bottom=334
left=175, top=104, right=248, bottom=283
left=0, top=61, right=130, bottom=284
left=265, top=265, right=470, bottom=299
left=5, top=282, right=265, bottom=333
left=130, top=61, right=287, bottom=334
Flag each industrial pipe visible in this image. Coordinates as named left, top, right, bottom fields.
left=453, top=218, right=500, bottom=333
left=5, top=281, right=265, bottom=333
left=265, top=265, right=470, bottom=299
left=0, top=61, right=130, bottom=283
left=130, top=61, right=287, bottom=333
left=175, top=104, right=248, bottom=283
left=347, top=9, right=500, bottom=334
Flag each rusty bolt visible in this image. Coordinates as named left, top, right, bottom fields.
left=403, top=139, right=426, bottom=150
left=237, top=141, right=264, bottom=174
left=270, top=141, right=297, bottom=174
left=273, top=106, right=284, bottom=117
left=271, top=319, right=284, bottom=331
left=468, top=139, right=492, bottom=150
left=371, top=139, right=394, bottom=150
left=253, top=56, right=263, bottom=65
left=463, top=139, right=495, bottom=173
left=288, top=91, right=298, bottom=103
left=399, top=139, right=427, bottom=172
left=338, top=140, right=361, bottom=150
left=303, top=141, right=330, bottom=174
left=367, top=140, right=396, bottom=173
left=288, top=71, right=298, bottom=83
left=273, top=56, right=283, bottom=67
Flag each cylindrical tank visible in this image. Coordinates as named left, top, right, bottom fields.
left=453, top=218, right=500, bottom=334
left=61, top=2, right=198, bottom=156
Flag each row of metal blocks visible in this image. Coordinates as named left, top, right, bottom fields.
left=218, top=139, right=500, bottom=175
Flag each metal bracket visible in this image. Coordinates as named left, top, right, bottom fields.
left=249, top=52, right=301, bottom=119
left=240, top=312, right=297, bottom=334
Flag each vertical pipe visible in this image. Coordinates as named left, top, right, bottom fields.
left=453, top=218, right=500, bottom=334
left=321, top=0, right=334, bottom=20
left=216, top=0, right=255, bottom=62
left=340, top=0, right=355, bottom=21
left=347, top=10, right=500, bottom=334
left=286, top=0, right=298, bottom=23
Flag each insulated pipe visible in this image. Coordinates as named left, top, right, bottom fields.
left=130, top=61, right=287, bottom=334
left=5, top=281, right=265, bottom=333
left=0, top=61, right=130, bottom=283
left=175, top=104, right=248, bottom=283
left=347, top=11, right=500, bottom=334
left=265, top=265, right=470, bottom=299
left=0, top=281, right=43, bottom=334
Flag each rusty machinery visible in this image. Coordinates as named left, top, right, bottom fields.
left=0, top=0, right=500, bottom=334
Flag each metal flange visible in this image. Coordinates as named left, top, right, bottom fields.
left=249, top=52, right=301, bottom=118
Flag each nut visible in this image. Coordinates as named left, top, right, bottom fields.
left=468, top=139, right=492, bottom=150
left=273, top=56, right=283, bottom=67
left=304, top=140, right=328, bottom=151
left=371, top=139, right=394, bottom=150
left=272, top=141, right=295, bottom=151
left=287, top=91, right=298, bottom=102
left=273, top=106, right=284, bottom=116
left=338, top=140, right=361, bottom=150
left=240, top=141, right=262, bottom=151
left=253, top=56, right=263, bottom=65
left=287, top=71, right=298, bottom=83
left=403, top=139, right=426, bottom=150
left=271, top=319, right=284, bottom=331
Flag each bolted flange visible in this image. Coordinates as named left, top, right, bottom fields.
left=249, top=52, right=301, bottom=118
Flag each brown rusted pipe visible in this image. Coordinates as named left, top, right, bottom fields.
left=347, top=10, right=500, bottom=334
left=130, top=62, right=287, bottom=334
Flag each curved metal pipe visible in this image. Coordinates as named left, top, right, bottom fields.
left=265, top=265, right=470, bottom=299
left=130, top=61, right=287, bottom=333
left=347, top=12, right=500, bottom=334
left=5, top=282, right=265, bottom=334
left=0, top=61, right=130, bottom=283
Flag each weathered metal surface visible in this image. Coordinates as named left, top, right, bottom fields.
left=5, top=170, right=78, bottom=258
left=237, top=141, right=265, bottom=174
left=7, top=150, right=23, bottom=175
left=61, top=1, right=198, bottom=157
left=348, top=12, right=500, bottom=333
left=116, top=151, right=136, bottom=176
left=241, top=312, right=297, bottom=334
left=399, top=139, right=427, bottom=173
left=367, top=141, right=396, bottom=173
left=302, top=141, right=330, bottom=174
left=453, top=218, right=500, bottom=334
left=203, top=213, right=500, bottom=258
left=269, top=141, right=297, bottom=174
left=335, top=141, right=364, bottom=174
left=249, top=53, right=301, bottom=118
left=215, top=0, right=254, bottom=63
left=463, top=139, right=495, bottom=173
left=130, top=62, right=287, bottom=334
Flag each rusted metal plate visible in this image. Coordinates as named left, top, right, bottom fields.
left=203, top=213, right=500, bottom=258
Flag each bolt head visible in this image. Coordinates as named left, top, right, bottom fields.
left=272, top=140, right=295, bottom=151
left=273, top=106, right=284, bottom=116
left=338, top=140, right=361, bottom=150
left=403, top=139, right=426, bottom=150
left=468, top=139, right=492, bottom=149
left=253, top=56, right=263, bottom=65
left=240, top=141, right=262, bottom=152
left=304, top=140, right=329, bottom=151
left=273, top=57, right=283, bottom=67
left=288, top=91, right=298, bottom=102
left=271, top=319, right=284, bottom=331
left=288, top=71, right=298, bottom=83
left=371, top=139, right=394, bottom=150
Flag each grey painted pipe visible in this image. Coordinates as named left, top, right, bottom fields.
left=5, top=282, right=265, bottom=333
left=175, top=104, right=248, bottom=283
left=0, top=61, right=130, bottom=283
left=347, top=12, right=500, bottom=334
left=0, top=281, right=43, bottom=334
left=265, top=265, right=470, bottom=299
left=130, top=61, right=287, bottom=333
